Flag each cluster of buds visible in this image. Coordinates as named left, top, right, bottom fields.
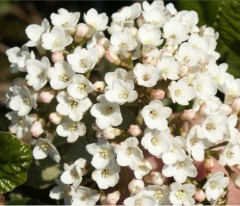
left=5, top=1, right=240, bottom=205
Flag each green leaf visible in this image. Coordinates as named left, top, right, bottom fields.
left=0, top=132, right=32, bottom=193
left=215, top=0, right=240, bottom=56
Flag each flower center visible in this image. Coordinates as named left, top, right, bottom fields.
left=175, top=189, right=186, bottom=200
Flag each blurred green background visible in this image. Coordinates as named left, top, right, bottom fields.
left=0, top=0, right=239, bottom=205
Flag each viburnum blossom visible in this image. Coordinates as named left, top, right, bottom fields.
left=4, top=1, right=240, bottom=205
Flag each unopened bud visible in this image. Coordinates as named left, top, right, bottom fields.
left=105, top=191, right=120, bottom=205
left=93, top=81, right=105, bottom=92
left=128, top=125, right=142, bottom=137
left=231, top=97, right=240, bottom=114
left=105, top=51, right=121, bottom=65
left=74, top=23, right=89, bottom=42
left=128, top=179, right=144, bottom=194
left=194, top=189, right=206, bottom=202
left=39, top=90, right=55, bottom=103
left=30, top=119, right=45, bottom=137
left=103, top=127, right=121, bottom=139
left=180, top=121, right=190, bottom=137
left=204, top=158, right=215, bottom=171
left=181, top=109, right=196, bottom=121
left=199, top=103, right=210, bottom=116
left=94, top=44, right=105, bottom=60
left=98, top=37, right=110, bottom=48
left=49, top=112, right=62, bottom=125
left=144, top=171, right=164, bottom=185
left=51, top=51, right=64, bottom=63
left=218, top=104, right=232, bottom=115
left=150, top=89, right=165, bottom=100
left=230, top=172, right=240, bottom=189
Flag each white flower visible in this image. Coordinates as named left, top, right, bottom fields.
left=105, top=79, right=138, bottom=105
left=25, top=18, right=50, bottom=47
left=91, top=159, right=120, bottom=189
left=42, top=26, right=73, bottom=51
left=162, top=136, right=186, bottom=165
left=203, top=172, right=229, bottom=202
left=67, top=46, right=98, bottom=74
left=115, top=137, right=144, bottom=167
left=218, top=143, right=240, bottom=167
left=90, top=95, right=123, bottom=129
left=163, top=17, right=189, bottom=44
left=132, top=159, right=152, bottom=179
left=6, top=86, right=37, bottom=116
left=144, top=185, right=171, bottom=205
left=50, top=8, right=80, bottom=31
left=49, top=179, right=72, bottom=205
left=141, top=129, right=173, bottom=158
left=104, top=68, right=132, bottom=88
left=60, top=158, right=87, bottom=187
left=175, top=42, right=202, bottom=66
left=157, top=56, right=180, bottom=80
left=192, top=73, right=217, bottom=101
left=137, top=24, right=163, bottom=47
left=223, top=78, right=240, bottom=97
left=133, top=63, right=159, bottom=87
left=168, top=78, right=195, bottom=105
left=56, top=91, right=92, bottom=121
left=5, top=111, right=34, bottom=138
left=33, top=138, right=60, bottom=163
left=86, top=140, right=116, bottom=169
left=56, top=117, right=86, bottom=143
left=123, top=190, right=156, bottom=206
left=141, top=100, right=172, bottom=131
left=162, top=155, right=197, bottom=183
left=175, top=10, right=199, bottom=33
left=67, top=74, right=93, bottom=99
left=186, top=126, right=212, bottom=161
left=84, top=8, right=108, bottom=31
left=70, top=186, right=100, bottom=206
left=26, top=56, right=50, bottom=90
left=48, top=61, right=74, bottom=90
left=142, top=1, right=167, bottom=28
left=197, top=115, right=227, bottom=143
left=6, top=46, right=35, bottom=73
left=111, top=3, right=141, bottom=25
left=169, top=182, right=196, bottom=205
left=110, top=28, right=137, bottom=53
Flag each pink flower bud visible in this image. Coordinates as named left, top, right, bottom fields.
left=150, top=89, right=165, bottom=100
left=180, top=121, right=190, bottom=137
left=194, top=189, right=206, bottom=202
left=128, top=125, right=142, bottom=137
left=231, top=97, right=240, bottom=114
left=39, top=90, right=55, bottom=103
left=199, top=103, right=210, bottom=116
left=230, top=172, right=240, bottom=189
left=144, top=171, right=164, bottom=186
left=103, top=127, right=121, bottom=139
left=98, top=37, right=110, bottom=48
left=218, top=104, right=232, bottom=115
left=204, top=158, right=215, bottom=171
left=93, top=81, right=105, bottom=92
left=105, top=191, right=120, bottom=205
left=105, top=51, right=121, bottom=65
left=94, top=44, right=105, bottom=60
left=49, top=112, right=62, bottom=125
left=51, top=51, right=64, bottom=63
left=181, top=109, right=196, bottom=121
left=30, top=119, right=45, bottom=137
left=74, top=23, right=89, bottom=42
left=128, top=179, right=144, bottom=193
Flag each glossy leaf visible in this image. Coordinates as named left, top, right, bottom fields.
left=0, top=132, right=32, bottom=193
left=215, top=0, right=240, bottom=56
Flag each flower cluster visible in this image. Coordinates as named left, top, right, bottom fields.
left=5, top=1, right=240, bottom=205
